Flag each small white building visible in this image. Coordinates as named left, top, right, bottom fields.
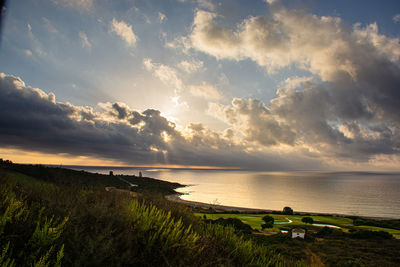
left=291, top=228, right=306, bottom=239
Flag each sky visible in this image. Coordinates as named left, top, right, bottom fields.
left=0, top=0, right=400, bottom=170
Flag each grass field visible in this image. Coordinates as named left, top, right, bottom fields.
left=196, top=213, right=400, bottom=237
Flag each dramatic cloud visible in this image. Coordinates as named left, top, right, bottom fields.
left=110, top=18, right=137, bottom=47
left=190, top=8, right=400, bottom=80
left=0, top=73, right=324, bottom=170
left=196, top=5, right=400, bottom=161
left=209, top=99, right=296, bottom=146
left=3, top=2, right=400, bottom=171
left=0, top=73, right=180, bottom=165
left=79, top=31, right=91, bottom=49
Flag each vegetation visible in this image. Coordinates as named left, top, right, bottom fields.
left=205, top=217, right=253, bottom=235
left=352, top=217, right=400, bottom=230
left=301, top=217, right=314, bottom=225
left=0, top=161, right=300, bottom=266
left=2, top=160, right=399, bottom=266
left=197, top=213, right=400, bottom=266
left=282, top=207, right=294, bottom=215
left=262, top=215, right=274, bottom=224
left=261, top=215, right=274, bottom=230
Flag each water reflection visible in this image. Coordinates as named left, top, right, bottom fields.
left=73, top=167, right=400, bottom=218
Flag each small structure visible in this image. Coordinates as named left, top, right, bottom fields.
left=109, top=171, right=114, bottom=176
left=139, top=171, right=142, bottom=177
left=291, top=228, right=306, bottom=239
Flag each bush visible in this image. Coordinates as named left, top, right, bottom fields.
left=301, top=217, right=314, bottom=224
left=261, top=222, right=274, bottom=230
left=349, top=230, right=393, bottom=240
left=210, top=218, right=253, bottom=235
left=262, top=215, right=274, bottom=224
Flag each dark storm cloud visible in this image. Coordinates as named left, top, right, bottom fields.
left=0, top=73, right=174, bottom=163
left=0, top=73, right=322, bottom=170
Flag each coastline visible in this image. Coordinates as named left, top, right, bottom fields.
left=165, top=194, right=398, bottom=220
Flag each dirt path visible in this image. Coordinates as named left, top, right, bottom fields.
left=305, top=244, right=325, bottom=267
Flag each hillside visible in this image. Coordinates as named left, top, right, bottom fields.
left=0, top=161, right=300, bottom=266
left=2, top=160, right=399, bottom=266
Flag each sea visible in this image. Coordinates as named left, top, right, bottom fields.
left=68, top=166, right=400, bottom=219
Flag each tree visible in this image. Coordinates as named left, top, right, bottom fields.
left=282, top=206, right=293, bottom=215
left=302, top=217, right=314, bottom=225
left=262, top=215, right=274, bottom=224
left=261, top=215, right=274, bottom=231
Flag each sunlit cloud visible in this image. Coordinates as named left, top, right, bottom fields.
left=110, top=18, right=137, bottom=47
left=176, top=59, right=204, bottom=73
left=189, top=82, right=222, bottom=100
left=2, top=0, right=400, bottom=171
left=189, top=7, right=400, bottom=81
left=0, top=73, right=325, bottom=170
left=165, top=36, right=191, bottom=54
left=143, top=58, right=184, bottom=93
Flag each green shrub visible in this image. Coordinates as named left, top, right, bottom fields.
left=0, top=180, right=66, bottom=266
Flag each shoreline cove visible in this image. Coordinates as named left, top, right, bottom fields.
left=70, top=166, right=400, bottom=220
left=165, top=194, right=398, bottom=220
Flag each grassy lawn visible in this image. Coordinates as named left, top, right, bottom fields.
left=196, top=212, right=400, bottom=236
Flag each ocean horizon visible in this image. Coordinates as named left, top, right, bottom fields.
left=65, top=166, right=400, bottom=219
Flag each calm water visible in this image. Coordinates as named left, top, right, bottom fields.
left=71, top=167, right=400, bottom=219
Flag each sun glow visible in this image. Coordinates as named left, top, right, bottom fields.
left=0, top=147, right=240, bottom=169
left=161, top=131, right=171, bottom=143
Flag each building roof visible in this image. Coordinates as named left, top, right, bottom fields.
left=292, top=228, right=306, bottom=234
